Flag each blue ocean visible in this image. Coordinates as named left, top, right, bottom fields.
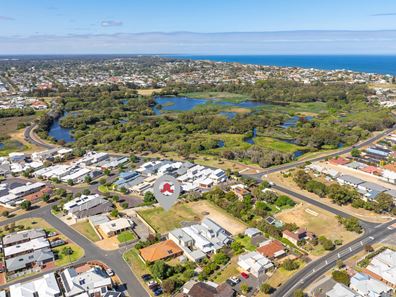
left=166, top=55, right=396, bottom=76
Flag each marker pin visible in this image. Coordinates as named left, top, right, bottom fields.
left=153, top=175, right=181, bottom=211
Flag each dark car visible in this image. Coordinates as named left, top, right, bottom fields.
left=154, top=288, right=163, bottom=296
left=226, top=279, right=236, bottom=286
left=141, top=274, right=152, bottom=281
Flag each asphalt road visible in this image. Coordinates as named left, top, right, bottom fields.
left=24, top=124, right=56, bottom=150
left=272, top=220, right=396, bottom=297
left=0, top=205, right=149, bottom=297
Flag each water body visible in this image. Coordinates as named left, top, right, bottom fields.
left=0, top=143, right=4, bottom=149
left=167, top=55, right=396, bottom=76
left=244, top=128, right=257, bottom=145
left=281, top=116, right=313, bottom=129
left=48, top=113, right=75, bottom=143
left=219, top=111, right=237, bottom=119
left=153, top=96, right=266, bottom=115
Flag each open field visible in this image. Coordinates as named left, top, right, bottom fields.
left=275, top=203, right=358, bottom=244
left=254, top=137, right=305, bottom=154
left=269, top=172, right=390, bottom=223
left=72, top=221, right=100, bottom=242
left=53, top=242, right=85, bottom=267
left=137, top=200, right=247, bottom=235
left=137, top=88, right=162, bottom=96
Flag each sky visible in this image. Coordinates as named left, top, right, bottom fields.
left=1, top=0, right=396, bottom=54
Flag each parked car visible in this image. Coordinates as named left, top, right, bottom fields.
left=106, top=268, right=114, bottom=277
left=226, top=279, right=236, bottom=287
left=148, top=281, right=158, bottom=289
left=241, top=272, right=249, bottom=279
left=230, top=276, right=241, bottom=284
left=153, top=287, right=163, bottom=296
left=141, top=274, right=152, bottom=281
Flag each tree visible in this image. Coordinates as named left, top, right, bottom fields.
left=103, top=168, right=111, bottom=176
left=282, top=259, right=300, bottom=271
left=82, top=189, right=91, bottom=196
left=151, top=261, right=171, bottom=279
left=336, top=259, right=344, bottom=269
left=112, top=195, right=120, bottom=203
left=351, top=148, right=361, bottom=158
left=67, top=179, right=74, bottom=186
left=62, top=246, right=73, bottom=256
left=212, top=252, right=230, bottom=265
left=99, top=177, right=107, bottom=185
left=260, top=283, right=273, bottom=294
left=332, top=270, right=350, bottom=286
left=318, top=236, right=335, bottom=251
left=84, top=175, right=92, bottom=184
left=293, top=170, right=312, bottom=188
left=240, top=283, right=249, bottom=295
left=364, top=244, right=374, bottom=253
left=2, top=210, right=9, bottom=218
left=144, top=191, right=157, bottom=205
left=42, top=194, right=51, bottom=203
left=336, top=216, right=362, bottom=233
left=230, top=241, right=244, bottom=254
left=162, top=278, right=176, bottom=294
left=121, top=202, right=129, bottom=209
left=294, top=289, right=305, bottom=297
left=373, top=193, right=394, bottom=213
left=20, top=200, right=32, bottom=211
left=110, top=209, right=119, bottom=217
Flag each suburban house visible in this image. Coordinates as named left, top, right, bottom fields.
left=329, top=157, right=350, bottom=166
left=9, top=272, right=61, bottom=297
left=182, top=281, right=235, bottom=297
left=63, top=194, right=113, bottom=219
left=139, top=239, right=183, bottom=263
left=336, top=175, right=364, bottom=188
left=2, top=229, right=46, bottom=247
left=282, top=228, right=316, bottom=245
left=257, top=240, right=286, bottom=259
left=6, top=248, right=54, bottom=273
left=231, top=184, right=250, bottom=200
left=168, top=218, right=232, bottom=262
left=237, top=251, right=274, bottom=277
left=0, top=182, right=47, bottom=207
left=350, top=272, right=393, bottom=297
left=364, top=249, right=396, bottom=287
left=98, top=218, right=135, bottom=237
left=59, top=267, right=113, bottom=297
left=4, top=237, right=50, bottom=259
left=326, top=283, right=360, bottom=297
left=244, top=228, right=262, bottom=238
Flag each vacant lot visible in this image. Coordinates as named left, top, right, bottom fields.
left=214, top=256, right=240, bottom=283
left=138, top=200, right=247, bottom=235
left=72, top=221, right=100, bottom=242
left=275, top=203, right=358, bottom=244
left=266, top=259, right=306, bottom=289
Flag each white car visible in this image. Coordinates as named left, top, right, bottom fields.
left=106, top=268, right=114, bottom=276
left=230, top=276, right=240, bottom=284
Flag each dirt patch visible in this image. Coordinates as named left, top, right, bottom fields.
left=190, top=200, right=247, bottom=235
left=275, top=203, right=358, bottom=243
left=96, top=237, right=120, bottom=250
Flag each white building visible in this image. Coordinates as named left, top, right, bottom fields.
left=366, top=249, right=396, bottom=287
left=60, top=267, right=113, bottom=297
left=237, top=251, right=274, bottom=277
left=326, top=283, right=360, bottom=297
left=9, top=272, right=61, bottom=297
left=350, top=272, right=392, bottom=297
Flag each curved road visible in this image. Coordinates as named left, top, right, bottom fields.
left=24, top=124, right=57, bottom=150
left=0, top=204, right=149, bottom=297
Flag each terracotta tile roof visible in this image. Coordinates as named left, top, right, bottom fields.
left=384, top=163, right=396, bottom=173
left=329, top=157, right=350, bottom=166
left=23, top=187, right=51, bottom=202
left=139, top=240, right=183, bottom=263
left=257, top=240, right=285, bottom=258
left=360, top=166, right=383, bottom=175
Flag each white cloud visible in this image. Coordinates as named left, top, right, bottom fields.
left=101, top=20, right=123, bottom=27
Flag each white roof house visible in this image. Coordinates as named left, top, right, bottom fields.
left=366, top=249, right=396, bottom=286
left=4, top=237, right=50, bottom=258
left=9, top=272, right=61, bottom=297
left=237, top=251, right=274, bottom=277
left=350, top=272, right=392, bottom=297
left=61, top=168, right=91, bottom=183
left=60, top=267, right=112, bottom=297
left=99, top=218, right=134, bottom=236
left=326, top=283, right=359, bottom=297
left=63, top=194, right=101, bottom=212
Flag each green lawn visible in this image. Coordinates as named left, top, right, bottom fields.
left=98, top=185, right=110, bottom=193
left=53, top=243, right=85, bottom=267
left=235, top=235, right=256, bottom=251
left=254, top=137, right=306, bottom=154
left=117, top=230, right=136, bottom=243
left=72, top=221, right=100, bottom=242
left=123, top=247, right=150, bottom=276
